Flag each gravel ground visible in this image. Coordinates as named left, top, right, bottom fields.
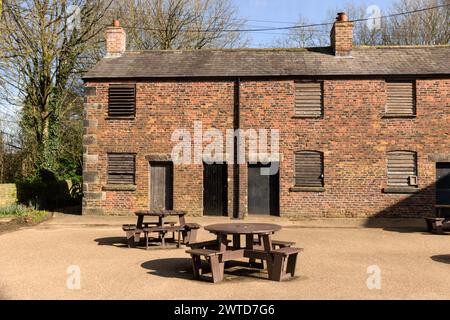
left=0, top=214, right=449, bottom=300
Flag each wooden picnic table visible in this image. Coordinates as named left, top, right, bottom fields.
left=131, top=210, right=187, bottom=248
left=204, top=223, right=283, bottom=282
left=135, top=210, right=186, bottom=229
left=425, top=205, right=450, bottom=234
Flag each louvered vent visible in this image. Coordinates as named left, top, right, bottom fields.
left=108, top=84, right=136, bottom=118
left=294, top=151, right=324, bottom=187
left=387, top=151, right=417, bottom=187
left=295, top=82, right=323, bottom=117
left=108, top=154, right=135, bottom=184
left=386, top=81, right=415, bottom=115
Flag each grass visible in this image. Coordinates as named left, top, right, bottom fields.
left=0, top=204, right=50, bottom=224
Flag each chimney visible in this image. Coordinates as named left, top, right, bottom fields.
left=105, top=19, right=126, bottom=57
left=330, top=12, right=353, bottom=57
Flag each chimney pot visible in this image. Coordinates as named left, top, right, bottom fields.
left=113, top=19, right=121, bottom=27
left=336, top=12, right=349, bottom=22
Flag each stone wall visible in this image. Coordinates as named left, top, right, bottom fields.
left=0, top=184, right=17, bottom=207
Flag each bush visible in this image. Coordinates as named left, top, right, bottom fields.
left=0, top=204, right=49, bottom=224
left=0, top=204, right=29, bottom=217
left=16, top=179, right=80, bottom=211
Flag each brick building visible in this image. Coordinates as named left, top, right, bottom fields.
left=82, top=14, right=450, bottom=218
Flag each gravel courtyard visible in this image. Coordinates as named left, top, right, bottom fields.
left=0, top=214, right=449, bottom=300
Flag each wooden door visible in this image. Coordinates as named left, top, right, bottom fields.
left=203, top=164, right=228, bottom=216
left=248, top=163, right=279, bottom=216
left=150, top=163, right=173, bottom=210
left=437, top=163, right=450, bottom=217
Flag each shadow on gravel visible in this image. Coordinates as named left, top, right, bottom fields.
left=94, top=237, right=128, bottom=248
left=141, top=259, right=297, bottom=283
left=431, top=255, right=450, bottom=264
left=141, top=258, right=194, bottom=280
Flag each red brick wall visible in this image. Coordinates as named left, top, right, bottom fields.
left=83, top=78, right=450, bottom=217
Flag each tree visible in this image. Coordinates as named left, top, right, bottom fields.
left=382, top=0, right=449, bottom=45
left=113, top=0, right=247, bottom=50
left=0, top=0, right=112, bottom=179
left=275, top=0, right=449, bottom=47
left=272, top=15, right=329, bottom=48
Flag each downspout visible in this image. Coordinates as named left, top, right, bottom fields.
left=233, top=78, right=241, bottom=219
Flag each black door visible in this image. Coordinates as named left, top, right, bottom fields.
left=248, top=163, right=280, bottom=216
left=150, top=162, right=173, bottom=210
left=203, top=164, right=228, bottom=216
left=437, top=163, right=450, bottom=217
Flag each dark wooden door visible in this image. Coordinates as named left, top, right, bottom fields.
left=248, top=163, right=279, bottom=216
left=150, top=163, right=173, bottom=210
left=203, top=164, right=228, bottom=216
left=437, top=163, right=450, bottom=217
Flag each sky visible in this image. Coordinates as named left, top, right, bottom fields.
left=232, top=0, right=396, bottom=47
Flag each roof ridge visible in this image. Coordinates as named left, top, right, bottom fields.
left=123, top=44, right=450, bottom=55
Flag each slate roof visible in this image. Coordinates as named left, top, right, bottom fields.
left=83, top=46, right=450, bottom=80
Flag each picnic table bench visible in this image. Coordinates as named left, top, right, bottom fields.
left=186, top=223, right=303, bottom=283
left=123, top=210, right=201, bottom=249
left=425, top=205, right=450, bottom=234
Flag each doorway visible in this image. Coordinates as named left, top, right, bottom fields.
left=248, top=163, right=280, bottom=216
left=203, top=163, right=228, bottom=216
left=149, top=162, right=173, bottom=210
left=436, top=162, right=450, bottom=218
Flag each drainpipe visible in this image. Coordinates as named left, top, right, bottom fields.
left=233, top=78, right=241, bottom=219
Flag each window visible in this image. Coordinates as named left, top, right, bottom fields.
left=107, top=154, right=136, bottom=184
left=387, top=151, right=418, bottom=187
left=294, top=81, right=323, bottom=118
left=386, top=81, right=415, bottom=116
left=294, top=151, right=324, bottom=187
left=108, top=84, right=136, bottom=118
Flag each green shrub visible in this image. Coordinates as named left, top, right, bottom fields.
left=0, top=204, right=29, bottom=217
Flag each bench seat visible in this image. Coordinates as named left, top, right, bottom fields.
left=182, top=223, right=202, bottom=244
left=270, top=247, right=303, bottom=282
left=272, top=247, right=304, bottom=257
left=187, top=239, right=231, bottom=250
left=186, top=248, right=224, bottom=283
left=253, top=238, right=296, bottom=249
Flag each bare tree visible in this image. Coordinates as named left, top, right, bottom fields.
left=113, top=0, right=247, bottom=50
left=383, top=0, right=449, bottom=45
left=275, top=0, right=449, bottom=48
left=272, top=15, right=329, bottom=48
left=0, top=0, right=113, bottom=178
